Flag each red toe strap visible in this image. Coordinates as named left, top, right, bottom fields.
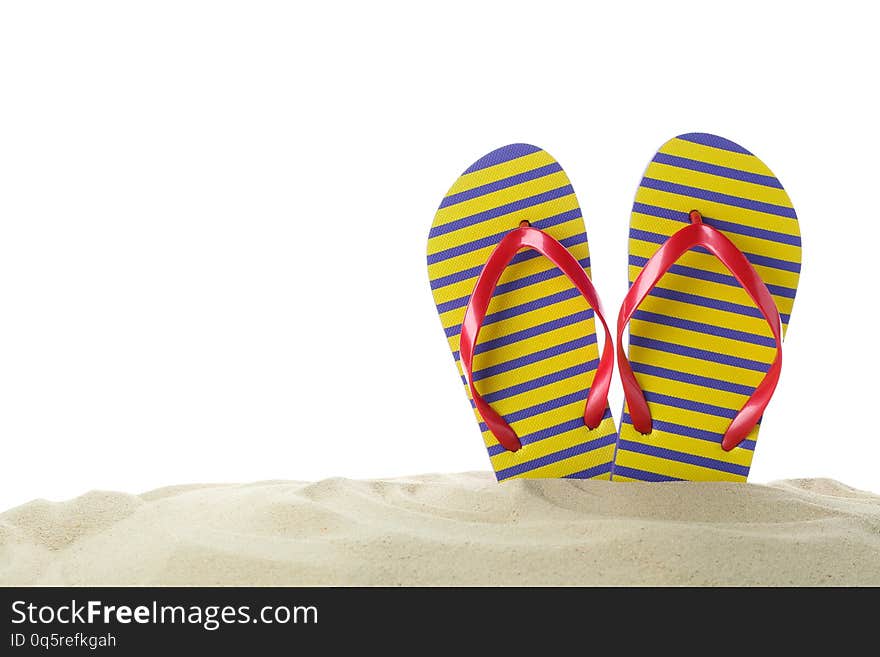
left=460, top=224, right=614, bottom=452
left=617, top=210, right=783, bottom=451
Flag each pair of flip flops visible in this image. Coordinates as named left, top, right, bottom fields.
left=427, top=134, right=801, bottom=482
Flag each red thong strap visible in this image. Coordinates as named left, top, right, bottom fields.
left=617, top=210, right=783, bottom=451
left=459, top=223, right=614, bottom=453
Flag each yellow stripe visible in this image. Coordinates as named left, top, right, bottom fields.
left=446, top=150, right=555, bottom=196
left=613, top=449, right=748, bottom=483
left=627, top=265, right=796, bottom=320
left=634, top=187, right=799, bottom=236
left=448, top=316, right=597, bottom=385
left=645, top=161, right=794, bottom=207
left=475, top=345, right=596, bottom=393
left=459, top=357, right=601, bottom=434
left=631, top=267, right=792, bottom=314
left=445, top=294, right=594, bottom=357
left=629, top=318, right=776, bottom=362
left=660, top=138, right=775, bottom=177
left=465, top=317, right=596, bottom=370
left=489, top=420, right=616, bottom=470
left=620, top=429, right=754, bottom=468
left=630, top=213, right=800, bottom=262
left=482, top=369, right=595, bottom=421
left=641, top=403, right=742, bottom=435
left=492, top=440, right=616, bottom=478
left=429, top=219, right=587, bottom=304
left=436, top=170, right=572, bottom=227
left=628, top=238, right=800, bottom=291
left=437, top=269, right=589, bottom=331
left=635, top=372, right=750, bottom=411
left=635, top=295, right=776, bottom=339
left=427, top=194, right=581, bottom=269
left=627, top=344, right=765, bottom=388
left=428, top=219, right=590, bottom=296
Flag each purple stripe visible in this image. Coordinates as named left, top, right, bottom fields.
left=629, top=228, right=801, bottom=273
left=477, top=387, right=591, bottom=427
left=444, top=287, right=588, bottom=338
left=429, top=185, right=575, bottom=240
left=676, top=133, right=753, bottom=155
left=468, top=335, right=597, bottom=381
left=736, top=250, right=801, bottom=274
left=450, top=310, right=595, bottom=359
left=495, top=432, right=618, bottom=480
left=652, top=152, right=783, bottom=188
left=430, top=233, right=588, bottom=288
left=615, top=439, right=750, bottom=477
left=628, top=335, right=770, bottom=373
left=487, top=418, right=582, bottom=457
left=427, top=208, right=582, bottom=267
left=648, top=286, right=791, bottom=324
left=479, top=360, right=599, bottom=404
left=564, top=462, right=614, bottom=479
left=629, top=255, right=797, bottom=299
left=621, top=412, right=756, bottom=451
left=640, top=177, right=798, bottom=219
left=430, top=233, right=588, bottom=289
left=631, top=362, right=755, bottom=396
left=632, top=202, right=800, bottom=247
left=462, top=143, right=543, bottom=174
left=631, top=310, right=777, bottom=348
left=704, top=217, right=800, bottom=247
left=435, top=255, right=591, bottom=314
left=440, top=163, right=563, bottom=208
left=610, top=465, right=683, bottom=482
left=485, top=409, right=614, bottom=456
left=643, top=391, right=737, bottom=419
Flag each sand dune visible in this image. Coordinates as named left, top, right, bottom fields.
left=1, top=473, right=879, bottom=586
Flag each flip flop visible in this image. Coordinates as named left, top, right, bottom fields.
left=613, top=133, right=801, bottom=482
left=427, top=144, right=618, bottom=482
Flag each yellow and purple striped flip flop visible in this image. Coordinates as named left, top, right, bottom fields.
left=612, top=133, right=801, bottom=482
left=428, top=144, right=618, bottom=482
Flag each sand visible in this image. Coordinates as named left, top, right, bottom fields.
left=1, top=472, right=879, bottom=586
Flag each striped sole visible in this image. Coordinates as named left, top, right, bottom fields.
left=613, top=133, right=801, bottom=482
left=428, top=144, right=618, bottom=481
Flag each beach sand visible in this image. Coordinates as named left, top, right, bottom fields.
left=1, top=473, right=879, bottom=586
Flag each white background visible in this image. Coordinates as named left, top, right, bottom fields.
left=1, top=2, right=877, bottom=510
